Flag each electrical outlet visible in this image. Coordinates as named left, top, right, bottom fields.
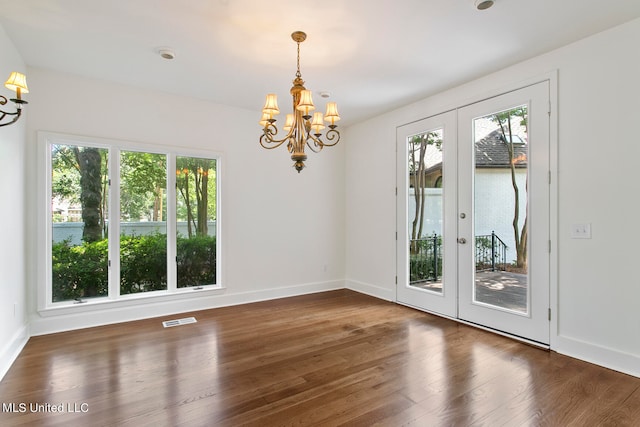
left=571, top=223, right=591, bottom=239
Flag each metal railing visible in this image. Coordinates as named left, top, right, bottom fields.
left=475, top=231, right=508, bottom=272
left=409, top=231, right=508, bottom=284
left=409, top=234, right=442, bottom=284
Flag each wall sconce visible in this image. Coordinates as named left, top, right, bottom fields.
left=0, top=72, right=29, bottom=127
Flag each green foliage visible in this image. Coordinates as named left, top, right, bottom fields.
left=408, top=130, right=443, bottom=174
left=120, top=151, right=167, bottom=221
left=491, top=106, right=527, bottom=129
left=177, top=235, right=217, bottom=287
left=51, top=144, right=110, bottom=241
left=409, top=255, right=442, bottom=283
left=120, top=233, right=168, bottom=294
left=51, top=234, right=217, bottom=302
left=176, top=156, right=217, bottom=237
left=51, top=144, right=82, bottom=202
left=52, top=239, right=109, bottom=302
left=409, top=235, right=442, bottom=283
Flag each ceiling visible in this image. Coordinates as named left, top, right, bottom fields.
left=1, top=0, right=640, bottom=126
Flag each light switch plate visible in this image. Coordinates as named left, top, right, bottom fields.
left=571, top=223, right=591, bottom=239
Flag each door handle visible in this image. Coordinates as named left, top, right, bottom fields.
left=457, top=238, right=467, bottom=244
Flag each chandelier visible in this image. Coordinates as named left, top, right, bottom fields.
left=0, top=72, right=29, bottom=128
left=259, top=31, right=340, bottom=173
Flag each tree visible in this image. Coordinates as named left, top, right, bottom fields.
left=408, top=131, right=442, bottom=254
left=52, top=145, right=108, bottom=242
left=120, top=152, right=167, bottom=221
left=52, top=146, right=215, bottom=242
left=492, top=107, right=528, bottom=270
left=52, top=147, right=169, bottom=240
left=176, top=157, right=216, bottom=238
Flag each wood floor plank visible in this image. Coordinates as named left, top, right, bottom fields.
left=1, top=289, right=639, bottom=426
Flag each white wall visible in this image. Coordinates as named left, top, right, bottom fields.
left=3, top=17, right=639, bottom=382
left=0, top=27, right=29, bottom=380
left=22, top=67, right=345, bottom=335
left=475, top=168, right=527, bottom=264
left=345, top=18, right=640, bottom=377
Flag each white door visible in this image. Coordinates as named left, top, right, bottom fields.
left=397, top=82, right=551, bottom=345
left=458, top=82, right=550, bottom=345
left=396, top=110, right=457, bottom=318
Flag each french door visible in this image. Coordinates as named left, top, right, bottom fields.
left=397, top=110, right=458, bottom=317
left=397, top=82, right=550, bottom=345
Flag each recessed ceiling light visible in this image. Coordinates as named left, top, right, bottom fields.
left=157, top=48, right=176, bottom=60
left=475, top=0, right=494, bottom=10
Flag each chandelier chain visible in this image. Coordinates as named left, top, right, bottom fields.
left=296, top=41, right=301, bottom=78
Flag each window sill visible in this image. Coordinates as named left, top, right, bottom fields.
left=38, top=285, right=226, bottom=318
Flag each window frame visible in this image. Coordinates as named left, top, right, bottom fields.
left=38, top=132, right=223, bottom=314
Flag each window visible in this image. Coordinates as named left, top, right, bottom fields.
left=46, top=134, right=220, bottom=307
left=175, top=155, right=217, bottom=289
left=119, top=150, right=168, bottom=295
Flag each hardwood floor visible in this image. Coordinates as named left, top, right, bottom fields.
left=1, top=290, right=639, bottom=426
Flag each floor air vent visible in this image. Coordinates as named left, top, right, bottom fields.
left=162, top=317, right=197, bottom=328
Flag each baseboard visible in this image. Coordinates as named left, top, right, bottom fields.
left=555, top=335, right=640, bottom=379
left=29, top=280, right=345, bottom=336
left=0, top=324, right=29, bottom=382
left=345, top=279, right=394, bottom=301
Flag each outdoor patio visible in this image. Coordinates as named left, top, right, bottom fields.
left=413, top=270, right=527, bottom=313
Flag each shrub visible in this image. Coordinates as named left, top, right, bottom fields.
left=51, top=234, right=216, bottom=301
left=120, top=233, right=167, bottom=294
left=409, top=255, right=442, bottom=283
left=177, top=235, right=216, bottom=287
left=52, top=239, right=109, bottom=302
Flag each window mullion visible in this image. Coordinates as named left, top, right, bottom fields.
left=167, top=153, right=177, bottom=292
left=109, top=147, right=121, bottom=300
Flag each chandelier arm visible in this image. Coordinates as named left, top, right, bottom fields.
left=0, top=95, right=23, bottom=127
left=321, top=128, right=341, bottom=147
left=259, top=125, right=294, bottom=149
left=305, top=133, right=324, bottom=153
left=305, top=129, right=341, bottom=152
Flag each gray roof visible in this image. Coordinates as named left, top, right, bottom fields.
left=475, top=130, right=528, bottom=168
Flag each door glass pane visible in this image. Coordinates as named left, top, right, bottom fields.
left=473, top=106, right=528, bottom=313
left=120, top=151, right=167, bottom=295
left=51, top=144, right=109, bottom=302
left=408, top=129, right=443, bottom=293
left=176, top=156, right=217, bottom=288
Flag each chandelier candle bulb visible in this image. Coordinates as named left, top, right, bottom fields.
left=4, top=71, right=29, bottom=100
left=311, top=112, right=325, bottom=133
left=296, top=89, right=315, bottom=117
left=262, top=93, right=280, bottom=118
left=283, top=114, right=294, bottom=132
left=259, top=112, right=271, bottom=127
left=258, top=31, right=341, bottom=172
left=0, top=71, right=30, bottom=127
left=324, top=102, right=340, bottom=126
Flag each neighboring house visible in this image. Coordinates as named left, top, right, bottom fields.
left=51, top=197, right=83, bottom=222
left=409, top=127, right=528, bottom=265
left=474, top=129, right=528, bottom=264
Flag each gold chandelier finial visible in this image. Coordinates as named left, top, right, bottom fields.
left=259, top=31, right=341, bottom=173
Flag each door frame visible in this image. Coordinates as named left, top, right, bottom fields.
left=395, top=71, right=559, bottom=348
